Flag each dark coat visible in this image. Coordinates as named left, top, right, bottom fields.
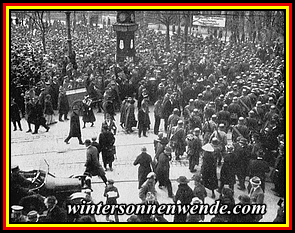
left=201, top=151, right=218, bottom=190
left=125, top=103, right=136, bottom=129
left=233, top=143, right=251, bottom=177
left=58, top=93, right=70, bottom=114
left=84, top=145, right=105, bottom=177
left=82, top=103, right=96, bottom=123
left=173, top=184, right=194, bottom=222
left=138, top=108, right=150, bottom=129
left=25, top=101, right=34, bottom=123
left=68, top=112, right=81, bottom=137
left=44, top=205, right=67, bottom=223
left=133, top=152, right=153, bottom=189
left=11, top=102, right=21, bottom=121
left=44, top=99, right=54, bottom=115
left=220, top=152, right=237, bottom=185
left=99, top=131, right=115, bottom=164
left=155, top=152, right=171, bottom=186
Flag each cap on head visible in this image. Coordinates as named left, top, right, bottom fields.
left=107, top=179, right=114, bottom=184
left=250, top=176, right=261, bottom=186
left=84, top=139, right=91, bottom=145
left=176, top=176, right=190, bottom=184
left=164, top=146, right=172, bottom=154
left=141, top=146, right=147, bottom=152
left=146, top=172, right=156, bottom=179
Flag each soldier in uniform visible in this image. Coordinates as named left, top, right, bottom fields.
left=216, top=104, right=231, bottom=133
left=232, top=117, right=250, bottom=143
left=186, top=128, right=202, bottom=172
left=228, top=96, right=242, bottom=126
left=202, top=114, right=217, bottom=144
left=170, top=120, right=186, bottom=160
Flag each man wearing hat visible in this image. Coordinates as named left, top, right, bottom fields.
left=173, top=176, right=194, bottom=222
left=155, top=146, right=174, bottom=198
left=209, top=123, right=228, bottom=165
left=64, top=105, right=83, bottom=145
left=133, top=147, right=153, bottom=189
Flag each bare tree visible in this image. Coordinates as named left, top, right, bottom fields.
left=154, top=11, right=178, bottom=50
left=25, top=11, right=50, bottom=53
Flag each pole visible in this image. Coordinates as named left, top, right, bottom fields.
left=65, top=11, right=72, bottom=57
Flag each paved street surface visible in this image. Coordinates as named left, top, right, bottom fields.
left=10, top=106, right=282, bottom=224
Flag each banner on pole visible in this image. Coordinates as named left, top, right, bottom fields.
left=193, top=15, right=226, bottom=27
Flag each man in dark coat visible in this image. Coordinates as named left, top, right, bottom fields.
left=162, top=93, right=173, bottom=132
left=155, top=146, right=174, bottom=198
left=81, top=95, right=96, bottom=128
left=233, top=137, right=251, bottom=191
left=11, top=98, right=22, bottom=131
left=10, top=165, right=34, bottom=205
left=99, top=124, right=116, bottom=171
left=64, top=107, right=83, bottom=145
left=138, top=106, right=150, bottom=138
left=32, top=97, right=50, bottom=134
left=133, top=146, right=153, bottom=189
left=124, top=98, right=136, bottom=133
left=57, top=87, right=70, bottom=122
left=218, top=145, right=236, bottom=193
left=173, top=176, right=194, bottom=222
left=247, top=152, right=270, bottom=193
left=84, top=139, right=107, bottom=185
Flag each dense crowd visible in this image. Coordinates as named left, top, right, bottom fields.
left=10, top=16, right=286, bottom=223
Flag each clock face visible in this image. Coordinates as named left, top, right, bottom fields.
left=119, top=13, right=127, bottom=22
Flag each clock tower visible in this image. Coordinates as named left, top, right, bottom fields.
left=113, top=11, right=138, bottom=62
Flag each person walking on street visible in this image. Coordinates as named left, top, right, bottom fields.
left=133, top=146, right=153, bottom=189
left=99, top=124, right=116, bottom=171
left=64, top=106, right=84, bottom=145
left=155, top=146, right=174, bottom=198
left=84, top=139, right=108, bottom=185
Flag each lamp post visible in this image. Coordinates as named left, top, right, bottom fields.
left=65, top=11, right=72, bottom=57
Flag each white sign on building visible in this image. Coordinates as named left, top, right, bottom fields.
left=193, top=15, right=226, bottom=27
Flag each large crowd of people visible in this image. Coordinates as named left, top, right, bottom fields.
left=10, top=15, right=286, bottom=223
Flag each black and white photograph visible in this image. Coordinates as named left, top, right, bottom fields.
left=7, top=6, right=289, bottom=226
